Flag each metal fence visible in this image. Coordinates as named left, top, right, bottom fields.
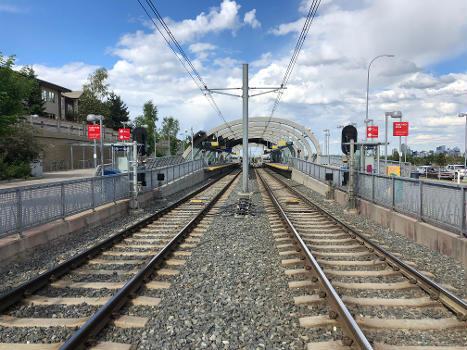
left=291, top=158, right=466, bottom=236
left=0, top=159, right=205, bottom=238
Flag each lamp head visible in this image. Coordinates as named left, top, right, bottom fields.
left=458, top=113, right=467, bottom=118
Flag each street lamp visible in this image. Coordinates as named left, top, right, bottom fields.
left=185, top=127, right=194, bottom=161
left=459, top=113, right=467, bottom=177
left=87, top=114, right=104, bottom=174
left=385, top=111, right=402, bottom=165
left=323, top=129, right=330, bottom=164
left=365, top=54, right=395, bottom=138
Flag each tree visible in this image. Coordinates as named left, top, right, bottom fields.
left=161, top=116, right=180, bottom=155
left=106, top=92, right=129, bottom=129
left=0, top=53, right=43, bottom=178
left=77, top=68, right=110, bottom=123
left=24, top=68, right=45, bottom=115
left=134, top=100, right=158, bottom=155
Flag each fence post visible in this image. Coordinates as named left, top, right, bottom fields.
left=371, top=174, right=375, bottom=203
left=149, top=170, right=153, bottom=190
left=460, top=186, right=466, bottom=236
left=61, top=183, right=66, bottom=219
left=418, top=180, right=423, bottom=220
left=391, top=176, right=395, bottom=210
left=113, top=176, right=116, bottom=203
left=91, top=178, right=96, bottom=211
left=16, top=188, right=23, bottom=237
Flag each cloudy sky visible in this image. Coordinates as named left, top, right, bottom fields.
left=1, top=0, right=466, bottom=154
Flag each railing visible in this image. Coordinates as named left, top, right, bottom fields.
left=0, top=159, right=206, bottom=238
left=291, top=158, right=466, bottom=236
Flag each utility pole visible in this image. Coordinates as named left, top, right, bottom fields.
left=206, top=64, right=284, bottom=194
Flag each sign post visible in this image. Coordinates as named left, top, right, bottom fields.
left=88, top=125, right=101, bottom=168
left=394, top=122, right=409, bottom=166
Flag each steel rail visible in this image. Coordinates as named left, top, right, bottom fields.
left=0, top=168, right=237, bottom=313
left=256, top=169, right=373, bottom=350
left=266, top=169, right=467, bottom=320
left=59, top=171, right=240, bottom=350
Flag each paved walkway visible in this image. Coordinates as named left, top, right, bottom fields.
left=0, top=168, right=96, bottom=189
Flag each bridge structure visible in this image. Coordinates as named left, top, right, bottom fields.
left=181, top=116, right=322, bottom=164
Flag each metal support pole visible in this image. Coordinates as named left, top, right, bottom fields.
left=460, top=187, right=466, bottom=236
left=391, top=177, right=395, bottom=210
left=100, top=118, right=104, bottom=175
left=93, top=139, right=97, bottom=168
left=464, top=116, right=467, bottom=179
left=16, top=188, right=23, bottom=237
left=70, top=145, right=74, bottom=170
left=419, top=180, right=423, bottom=220
left=61, top=183, right=65, bottom=219
left=133, top=141, right=138, bottom=206
left=385, top=115, right=388, bottom=163
left=348, top=139, right=355, bottom=210
left=242, top=63, right=249, bottom=192
left=191, top=128, right=194, bottom=161
left=377, top=145, right=380, bottom=174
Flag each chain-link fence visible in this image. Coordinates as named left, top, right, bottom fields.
left=0, top=159, right=206, bottom=238
left=291, top=157, right=466, bottom=236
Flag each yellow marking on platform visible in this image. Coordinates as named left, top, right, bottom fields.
left=190, top=199, right=203, bottom=203
left=0, top=316, right=87, bottom=328
left=285, top=199, right=299, bottom=204
left=265, top=163, right=289, bottom=170
left=114, top=315, right=148, bottom=328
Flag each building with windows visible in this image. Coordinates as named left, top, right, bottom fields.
left=38, top=79, right=82, bottom=121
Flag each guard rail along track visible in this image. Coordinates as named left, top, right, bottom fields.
left=0, top=169, right=240, bottom=350
left=256, top=167, right=467, bottom=350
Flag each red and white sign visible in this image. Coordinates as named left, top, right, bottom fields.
left=87, top=125, right=101, bottom=139
left=118, top=128, right=131, bottom=140
left=393, top=122, right=409, bottom=136
left=366, top=126, right=379, bottom=138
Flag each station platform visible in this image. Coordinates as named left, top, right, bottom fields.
left=206, top=163, right=239, bottom=171
left=0, top=168, right=96, bottom=189
left=263, top=163, right=292, bottom=178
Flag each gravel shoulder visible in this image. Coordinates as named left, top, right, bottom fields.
left=0, top=178, right=214, bottom=296
left=275, top=170, right=466, bottom=299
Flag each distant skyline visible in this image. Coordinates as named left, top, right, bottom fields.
left=1, top=0, right=466, bottom=154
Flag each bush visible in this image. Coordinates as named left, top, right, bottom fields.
left=0, top=158, right=30, bottom=180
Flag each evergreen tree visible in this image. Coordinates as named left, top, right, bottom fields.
left=134, top=100, right=158, bottom=155
left=106, top=92, right=130, bottom=129
left=161, top=116, right=180, bottom=155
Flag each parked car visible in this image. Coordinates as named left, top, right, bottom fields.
left=417, top=166, right=431, bottom=176
left=427, top=167, right=454, bottom=180
left=446, top=164, right=466, bottom=179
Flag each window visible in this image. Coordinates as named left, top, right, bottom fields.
left=41, top=89, right=47, bottom=101
left=48, top=91, right=56, bottom=103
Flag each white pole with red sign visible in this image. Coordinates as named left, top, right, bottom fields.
left=393, top=121, right=408, bottom=166
left=88, top=124, right=101, bottom=168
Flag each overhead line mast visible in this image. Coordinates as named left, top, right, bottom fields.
left=262, top=0, right=321, bottom=138
left=136, top=0, right=236, bottom=137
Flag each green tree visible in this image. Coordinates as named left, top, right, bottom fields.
left=0, top=53, right=43, bottom=178
left=24, top=68, right=45, bottom=115
left=106, top=92, right=130, bottom=129
left=134, top=100, right=158, bottom=155
left=161, top=116, right=180, bottom=155
left=78, top=68, right=110, bottom=123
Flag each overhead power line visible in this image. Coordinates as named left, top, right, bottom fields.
left=136, top=0, right=235, bottom=137
left=262, top=0, right=321, bottom=137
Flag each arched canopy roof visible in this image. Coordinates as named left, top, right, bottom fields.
left=182, top=116, right=321, bottom=161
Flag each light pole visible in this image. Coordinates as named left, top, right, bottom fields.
left=384, top=111, right=402, bottom=166
left=87, top=114, right=104, bottom=175
left=185, top=127, right=194, bottom=161
left=459, top=113, right=467, bottom=177
left=365, top=54, right=395, bottom=138
left=323, top=129, right=330, bottom=164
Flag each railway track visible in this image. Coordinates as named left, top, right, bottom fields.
left=256, top=167, right=467, bottom=350
left=0, top=170, right=240, bottom=350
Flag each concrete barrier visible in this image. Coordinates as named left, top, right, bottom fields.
left=290, top=168, right=467, bottom=268
left=0, top=165, right=235, bottom=265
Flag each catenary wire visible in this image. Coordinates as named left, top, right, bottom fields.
left=262, top=0, right=321, bottom=138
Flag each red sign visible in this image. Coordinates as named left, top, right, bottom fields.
left=367, top=126, right=378, bottom=138
left=118, top=128, right=131, bottom=140
left=88, top=125, right=101, bottom=139
left=393, top=122, right=409, bottom=136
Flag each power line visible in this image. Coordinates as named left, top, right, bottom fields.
left=136, top=0, right=235, bottom=137
left=262, top=0, right=321, bottom=137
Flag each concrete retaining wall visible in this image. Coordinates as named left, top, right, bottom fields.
left=0, top=166, right=232, bottom=265
left=291, top=168, right=467, bottom=268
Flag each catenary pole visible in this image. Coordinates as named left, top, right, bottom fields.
left=242, top=63, right=249, bottom=192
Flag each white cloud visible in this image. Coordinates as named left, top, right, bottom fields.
left=243, top=9, right=261, bottom=29
left=29, top=0, right=467, bottom=153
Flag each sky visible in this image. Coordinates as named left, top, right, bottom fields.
left=1, top=0, right=466, bottom=155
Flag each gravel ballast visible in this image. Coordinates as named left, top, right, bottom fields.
left=0, top=178, right=215, bottom=296
left=276, top=170, right=466, bottom=299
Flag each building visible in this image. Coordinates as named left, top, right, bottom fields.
left=38, top=79, right=82, bottom=121
left=435, top=145, right=447, bottom=154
